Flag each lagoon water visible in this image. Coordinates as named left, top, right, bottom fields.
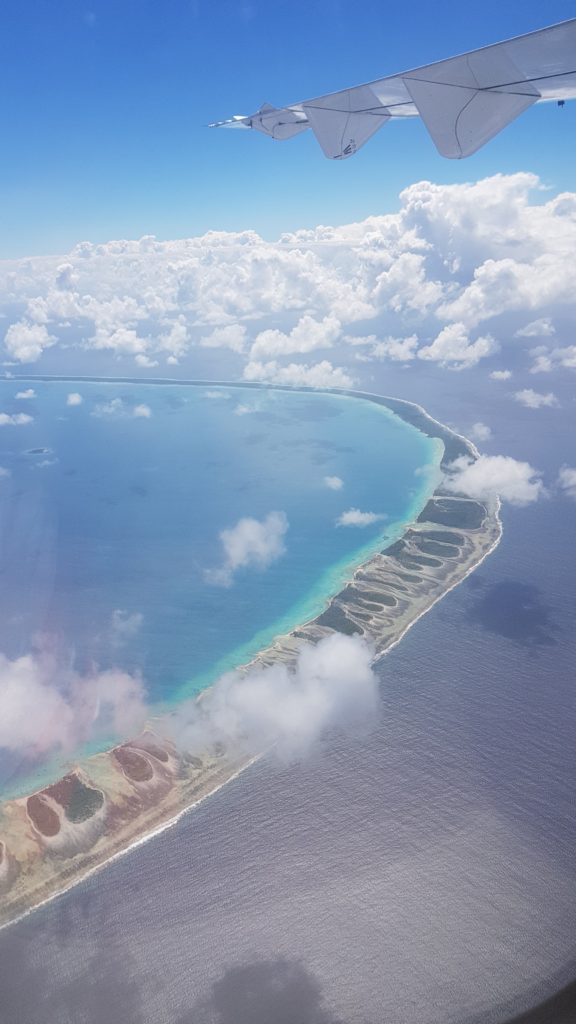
left=0, top=380, right=440, bottom=794
left=1, top=368, right=575, bottom=1024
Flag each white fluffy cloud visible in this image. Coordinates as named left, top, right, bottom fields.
left=205, top=510, right=288, bottom=587
left=170, top=633, right=378, bottom=761
left=66, top=392, right=83, bottom=406
left=0, top=651, right=147, bottom=758
left=4, top=321, right=54, bottom=362
left=199, top=324, right=246, bottom=353
left=243, top=359, right=354, bottom=389
left=323, top=475, right=344, bottom=491
left=529, top=345, right=576, bottom=374
left=557, top=466, right=576, bottom=500
left=490, top=369, right=512, bottom=380
left=15, top=388, right=35, bottom=400
left=514, top=389, right=559, bottom=409
left=91, top=398, right=152, bottom=419
left=336, top=508, right=386, bottom=527
left=250, top=315, right=340, bottom=359
left=418, top=323, right=498, bottom=369
left=470, top=422, right=492, bottom=442
left=444, top=455, right=545, bottom=506
left=515, top=318, right=556, bottom=338
left=2, top=172, right=576, bottom=381
left=0, top=412, right=33, bottom=426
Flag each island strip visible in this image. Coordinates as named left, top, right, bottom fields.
left=0, top=388, right=501, bottom=930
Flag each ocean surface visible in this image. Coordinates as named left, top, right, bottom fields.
left=0, top=366, right=574, bottom=1024
left=0, top=380, right=440, bottom=794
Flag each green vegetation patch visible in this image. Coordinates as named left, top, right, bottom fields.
left=65, top=778, right=104, bottom=823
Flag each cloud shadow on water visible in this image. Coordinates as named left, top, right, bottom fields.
left=178, top=958, right=345, bottom=1024
left=467, top=581, right=558, bottom=648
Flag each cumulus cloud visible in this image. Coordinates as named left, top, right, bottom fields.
left=205, top=510, right=288, bottom=587
left=199, top=324, right=246, bottom=353
left=2, top=172, right=576, bottom=379
left=91, top=397, right=151, bottom=419
left=557, top=466, right=576, bottom=500
left=469, top=422, right=492, bottom=442
left=418, top=323, right=498, bottom=369
left=66, top=392, right=83, bottom=406
left=515, top=318, right=556, bottom=338
left=133, top=403, right=152, bottom=418
left=514, top=389, right=559, bottom=409
left=243, top=359, right=354, bottom=389
left=490, top=369, right=512, bottom=380
left=0, top=412, right=33, bottom=426
left=169, top=634, right=378, bottom=761
left=135, top=354, right=159, bottom=368
left=4, top=321, right=54, bottom=363
left=529, top=344, right=576, bottom=374
left=0, top=650, right=147, bottom=759
left=15, top=388, right=35, bottom=400
left=323, top=475, right=344, bottom=491
left=250, top=315, right=340, bottom=359
left=444, top=455, right=545, bottom=506
left=336, top=508, right=386, bottom=527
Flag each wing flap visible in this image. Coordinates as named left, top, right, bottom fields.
left=403, top=78, right=538, bottom=158
left=301, top=85, right=390, bottom=159
left=249, top=104, right=309, bottom=140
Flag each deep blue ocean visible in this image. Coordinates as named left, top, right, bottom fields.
left=0, top=365, right=574, bottom=1024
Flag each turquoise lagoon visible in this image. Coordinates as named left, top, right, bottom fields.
left=0, top=381, right=443, bottom=788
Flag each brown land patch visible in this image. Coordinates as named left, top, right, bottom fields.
left=27, top=795, right=61, bottom=837
left=113, top=747, right=154, bottom=782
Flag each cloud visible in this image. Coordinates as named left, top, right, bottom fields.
left=111, top=609, right=144, bottom=644
left=469, top=422, right=492, bottom=442
left=529, top=344, right=576, bottom=374
left=513, top=389, right=559, bottom=409
left=557, top=466, right=576, bottom=500
left=92, top=326, right=149, bottom=356
left=490, top=369, right=512, bottom=380
left=0, top=412, right=33, bottom=426
left=199, top=324, right=246, bottom=353
left=66, top=392, right=83, bottom=406
left=515, top=318, right=556, bottom=338
left=15, top=388, right=35, bottom=400
left=205, top=510, right=288, bottom=587
left=169, top=633, right=378, bottom=761
left=418, top=323, right=498, bottom=369
left=3, top=321, right=54, bottom=362
left=243, top=359, right=354, bottom=389
left=336, top=508, right=386, bottom=527
left=444, top=455, right=545, bottom=506
left=135, top=354, right=159, bottom=368
left=250, top=315, right=341, bottom=359
left=91, top=398, right=152, bottom=419
left=323, top=475, right=343, bottom=491
left=0, top=650, right=147, bottom=759
left=133, top=403, right=152, bottom=418
left=2, top=172, right=576, bottom=381
left=370, top=334, right=419, bottom=362
left=0, top=466, right=11, bottom=478
left=204, top=390, right=229, bottom=400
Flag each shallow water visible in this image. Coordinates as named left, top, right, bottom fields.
left=0, top=381, right=440, bottom=795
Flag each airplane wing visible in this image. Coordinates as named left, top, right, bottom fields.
left=209, top=18, right=576, bottom=160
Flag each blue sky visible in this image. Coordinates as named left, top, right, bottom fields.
left=1, top=0, right=575, bottom=257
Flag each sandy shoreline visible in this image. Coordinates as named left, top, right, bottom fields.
left=0, top=382, right=501, bottom=930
